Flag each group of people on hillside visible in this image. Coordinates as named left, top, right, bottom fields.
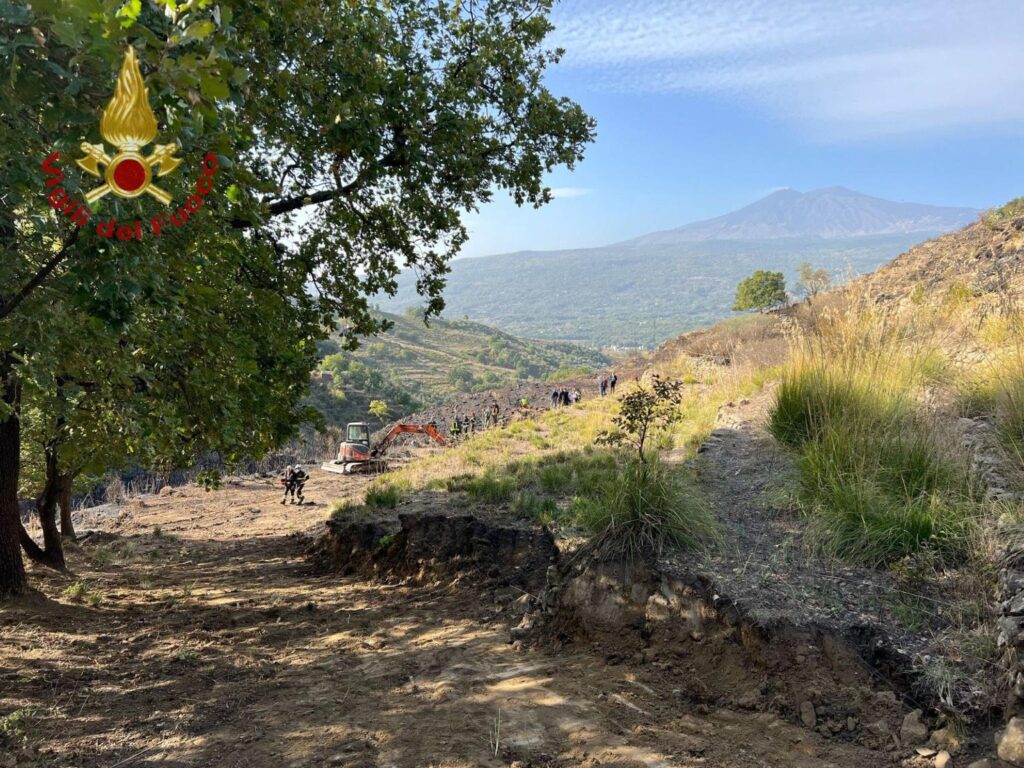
left=550, top=387, right=582, bottom=407
left=450, top=401, right=502, bottom=441
left=598, top=372, right=618, bottom=397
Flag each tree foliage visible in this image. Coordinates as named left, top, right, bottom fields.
left=0, top=0, right=594, bottom=596
left=796, top=261, right=832, bottom=301
left=733, top=270, right=787, bottom=312
left=596, top=375, right=684, bottom=463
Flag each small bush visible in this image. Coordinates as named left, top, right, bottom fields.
left=577, top=458, right=717, bottom=557
left=0, top=707, right=35, bottom=745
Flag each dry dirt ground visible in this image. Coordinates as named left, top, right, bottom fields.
left=0, top=467, right=901, bottom=768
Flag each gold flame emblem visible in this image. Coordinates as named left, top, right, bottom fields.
left=77, top=48, right=181, bottom=205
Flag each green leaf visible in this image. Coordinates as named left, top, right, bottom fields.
left=115, top=0, right=142, bottom=29
left=184, top=20, right=216, bottom=41
left=199, top=74, right=229, bottom=100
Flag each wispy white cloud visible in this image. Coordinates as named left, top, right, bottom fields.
left=549, top=0, right=1024, bottom=139
left=549, top=186, right=592, bottom=199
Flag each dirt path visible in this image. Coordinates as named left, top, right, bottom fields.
left=1, top=471, right=895, bottom=767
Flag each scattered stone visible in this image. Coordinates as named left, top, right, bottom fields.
left=847, top=716, right=858, bottom=732
left=931, top=727, right=962, bottom=755
left=508, top=613, right=536, bottom=642
left=915, top=747, right=937, bottom=757
left=800, top=700, right=817, bottom=729
left=159, top=485, right=174, bottom=496
left=866, top=720, right=889, bottom=737
left=934, top=751, right=951, bottom=768
left=900, top=709, right=929, bottom=746
left=966, top=760, right=993, bottom=768
left=1000, top=717, right=1024, bottom=764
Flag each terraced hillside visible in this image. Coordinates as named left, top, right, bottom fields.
left=308, top=310, right=611, bottom=429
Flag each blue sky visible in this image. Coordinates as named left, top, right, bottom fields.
left=459, top=0, right=1024, bottom=258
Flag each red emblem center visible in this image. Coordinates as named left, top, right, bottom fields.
left=112, top=157, right=147, bottom=192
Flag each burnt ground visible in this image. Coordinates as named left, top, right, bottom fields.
left=0, top=469, right=903, bottom=768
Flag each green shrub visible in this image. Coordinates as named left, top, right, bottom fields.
left=576, top=458, right=717, bottom=557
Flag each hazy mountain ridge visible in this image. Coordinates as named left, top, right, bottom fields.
left=627, top=187, right=978, bottom=243
left=377, top=188, right=980, bottom=347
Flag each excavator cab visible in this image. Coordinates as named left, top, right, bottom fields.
left=346, top=422, right=371, bottom=446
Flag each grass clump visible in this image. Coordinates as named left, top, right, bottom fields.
left=447, top=470, right=517, bottom=503
left=769, top=308, right=981, bottom=566
left=329, top=499, right=364, bottom=519
left=61, top=580, right=102, bottom=607
left=576, top=457, right=717, bottom=558
left=365, top=482, right=404, bottom=509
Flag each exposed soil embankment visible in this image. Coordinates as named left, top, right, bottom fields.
left=309, top=512, right=558, bottom=590
left=547, top=555, right=912, bottom=749
left=310, top=511, right=948, bottom=754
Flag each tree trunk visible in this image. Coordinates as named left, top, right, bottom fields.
left=58, top=472, right=75, bottom=541
left=18, top=447, right=65, bottom=570
left=0, top=357, right=27, bottom=597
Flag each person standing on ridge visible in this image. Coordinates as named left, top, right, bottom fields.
left=610, top=372, right=618, bottom=394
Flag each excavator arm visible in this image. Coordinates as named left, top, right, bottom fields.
left=372, top=423, right=448, bottom=456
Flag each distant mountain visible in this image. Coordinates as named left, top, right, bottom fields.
left=378, top=189, right=982, bottom=347
left=628, top=187, right=978, bottom=244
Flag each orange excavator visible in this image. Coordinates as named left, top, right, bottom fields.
left=321, top=421, right=447, bottom=475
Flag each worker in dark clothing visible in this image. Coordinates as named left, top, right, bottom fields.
left=598, top=375, right=607, bottom=396
left=551, top=388, right=559, bottom=407
left=282, top=465, right=308, bottom=505
left=610, top=373, right=618, bottom=394
left=560, top=388, right=570, bottom=407
left=489, top=402, right=500, bottom=427
left=280, top=465, right=294, bottom=505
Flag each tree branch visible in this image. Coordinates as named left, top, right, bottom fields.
left=0, top=227, right=81, bottom=322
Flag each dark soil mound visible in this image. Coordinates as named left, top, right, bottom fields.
left=310, top=512, right=558, bottom=589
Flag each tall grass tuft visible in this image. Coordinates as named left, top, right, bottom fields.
left=365, top=482, right=404, bottom=509
left=770, top=306, right=980, bottom=566
left=576, top=457, right=718, bottom=559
